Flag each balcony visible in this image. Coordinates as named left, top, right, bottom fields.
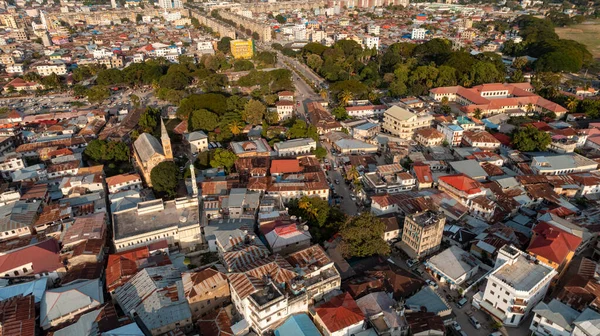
left=510, top=306, right=525, bottom=314
left=514, top=298, right=527, bottom=306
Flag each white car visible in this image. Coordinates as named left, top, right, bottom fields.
left=426, top=279, right=438, bottom=289
left=451, top=321, right=461, bottom=331
left=406, top=259, right=417, bottom=268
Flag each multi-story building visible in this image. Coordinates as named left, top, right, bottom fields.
left=530, top=299, right=580, bottom=336
left=35, top=62, right=67, bottom=76
left=401, top=210, right=446, bottom=258
left=437, top=123, right=464, bottom=147
left=367, top=24, right=380, bottom=36
left=0, top=153, right=24, bottom=180
left=273, top=138, right=316, bottom=157
left=105, top=173, right=142, bottom=194
left=363, top=163, right=416, bottom=194
left=229, top=245, right=340, bottom=334
left=112, top=197, right=201, bottom=252
left=429, top=83, right=568, bottom=119
left=477, top=245, right=556, bottom=327
left=132, top=120, right=173, bottom=186
left=527, top=221, right=581, bottom=281
left=414, top=128, right=444, bottom=147
left=530, top=154, right=598, bottom=176
left=382, top=106, right=433, bottom=140
left=230, top=39, right=254, bottom=59
left=363, top=36, right=379, bottom=50
left=266, top=157, right=329, bottom=202
left=184, top=131, right=208, bottom=154
left=411, top=28, right=426, bottom=40
left=462, top=130, right=501, bottom=149
left=183, top=268, right=230, bottom=320
left=5, top=63, right=23, bottom=74
left=437, top=173, right=487, bottom=206
left=275, top=100, right=294, bottom=120
left=158, top=0, right=182, bottom=8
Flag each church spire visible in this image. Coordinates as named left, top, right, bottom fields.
left=160, top=119, right=173, bottom=160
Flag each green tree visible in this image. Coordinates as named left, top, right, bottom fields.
left=96, top=68, right=123, bottom=86
left=511, top=125, right=552, bottom=152
left=233, top=60, right=254, bottom=71
left=252, top=32, right=259, bottom=40
left=190, top=109, right=219, bottom=132
left=339, top=213, right=390, bottom=258
left=338, top=90, right=353, bottom=106
left=86, top=86, right=109, bottom=103
left=130, top=94, right=140, bottom=107
left=139, top=107, right=160, bottom=133
left=332, top=106, right=349, bottom=120
left=306, top=54, right=323, bottom=71
left=210, top=148, right=237, bottom=172
left=473, top=108, right=483, bottom=119
left=275, top=14, right=286, bottom=24
left=313, top=147, right=327, bottom=159
left=150, top=161, right=179, bottom=198
left=217, top=37, right=232, bottom=54
left=288, top=196, right=344, bottom=243
left=159, top=72, right=190, bottom=90
left=266, top=110, right=279, bottom=125
left=242, top=99, right=266, bottom=125
left=286, top=119, right=309, bottom=139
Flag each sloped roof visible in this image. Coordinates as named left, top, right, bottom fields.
left=0, top=277, right=47, bottom=303
left=438, top=174, right=483, bottom=194
left=533, top=299, right=580, bottom=331
left=133, top=133, right=163, bottom=163
left=270, top=159, right=302, bottom=174
left=0, top=294, right=35, bottom=336
left=274, top=313, right=321, bottom=336
left=528, top=221, right=582, bottom=265
left=40, top=278, right=104, bottom=328
left=0, top=239, right=62, bottom=276
left=228, top=256, right=297, bottom=300
left=182, top=268, right=228, bottom=300
left=316, top=292, right=364, bottom=333
left=105, top=246, right=171, bottom=293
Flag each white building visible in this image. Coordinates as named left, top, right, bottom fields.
left=476, top=245, right=556, bottom=327
left=367, top=24, right=380, bottom=36
left=411, top=28, right=426, bottom=40
left=35, top=63, right=67, bottom=76
left=158, top=0, right=182, bottom=8
left=93, top=48, right=113, bottom=59
left=273, top=138, right=316, bottom=157
left=0, top=154, right=24, bottom=180
left=424, top=245, right=479, bottom=290
left=275, top=100, right=295, bottom=120
left=363, top=36, right=379, bottom=50
left=530, top=154, right=598, bottom=176
left=5, top=63, right=23, bottom=74
left=437, top=123, right=464, bottom=147
left=530, top=299, right=580, bottom=336
left=382, top=105, right=433, bottom=139
left=196, top=41, right=215, bottom=55
left=106, top=173, right=143, bottom=194
left=184, top=131, right=208, bottom=154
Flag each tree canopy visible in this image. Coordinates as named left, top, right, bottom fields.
left=287, top=196, right=345, bottom=243
left=511, top=125, right=552, bottom=152
left=210, top=148, right=237, bottom=172
left=150, top=161, right=179, bottom=198
left=84, top=139, right=129, bottom=162
left=339, top=213, right=390, bottom=258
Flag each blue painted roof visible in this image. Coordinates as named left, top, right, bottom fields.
left=274, top=314, right=321, bottom=336
left=447, top=124, right=463, bottom=131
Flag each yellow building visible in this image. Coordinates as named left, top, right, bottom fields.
left=230, top=39, right=254, bottom=59
left=132, top=119, right=173, bottom=187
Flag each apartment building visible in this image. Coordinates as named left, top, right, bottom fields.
left=105, top=173, right=142, bottom=194
left=401, top=210, right=446, bottom=258
left=415, top=128, right=444, bottom=147
left=383, top=106, right=433, bottom=139
left=437, top=123, right=464, bottom=147
left=411, top=28, right=426, bottom=40
left=182, top=268, right=230, bottom=320
left=477, top=245, right=556, bottom=327
left=363, top=36, right=379, bottom=50
left=0, top=153, right=24, bottom=180
left=35, top=63, right=67, bottom=76
left=230, top=39, right=254, bottom=59
left=363, top=163, right=416, bottom=194
left=275, top=100, right=294, bottom=120
left=437, top=174, right=487, bottom=206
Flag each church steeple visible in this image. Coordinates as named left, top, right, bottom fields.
left=161, top=119, right=173, bottom=160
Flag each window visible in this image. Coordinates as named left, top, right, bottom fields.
left=490, top=291, right=495, bottom=295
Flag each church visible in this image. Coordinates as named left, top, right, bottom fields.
left=133, top=120, right=173, bottom=187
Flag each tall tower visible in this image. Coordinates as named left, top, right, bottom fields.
left=190, top=163, right=198, bottom=196
left=111, top=0, right=117, bottom=9
left=160, top=119, right=173, bottom=160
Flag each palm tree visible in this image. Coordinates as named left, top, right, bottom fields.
left=353, top=179, right=363, bottom=194
left=567, top=97, right=578, bottom=112
left=338, top=90, right=353, bottom=106
left=229, top=121, right=244, bottom=136
left=441, top=96, right=449, bottom=106
left=526, top=103, right=534, bottom=114
left=319, top=89, right=328, bottom=100
left=346, top=166, right=359, bottom=181
left=298, top=198, right=317, bottom=219
left=473, top=108, right=483, bottom=120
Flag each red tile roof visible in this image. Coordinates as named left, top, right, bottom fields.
left=412, top=162, right=433, bottom=184
left=0, top=294, right=35, bottom=336
left=438, top=174, right=482, bottom=194
left=316, top=292, right=364, bottom=333
left=528, top=221, right=582, bottom=265
left=105, top=246, right=171, bottom=292
left=270, top=159, right=301, bottom=174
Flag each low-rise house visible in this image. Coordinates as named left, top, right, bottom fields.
left=278, top=91, right=294, bottom=101
left=0, top=238, right=65, bottom=280
left=266, top=157, right=329, bottom=202
left=230, top=139, right=272, bottom=158
left=106, top=173, right=142, bottom=194
left=437, top=174, right=487, bottom=206
left=352, top=122, right=380, bottom=141
left=314, top=292, right=365, bottom=336
left=462, top=130, right=501, bottom=149
left=405, top=312, right=445, bottom=336
left=412, top=162, right=433, bottom=189
left=182, top=267, right=230, bottom=320
left=184, top=131, right=208, bottom=154
left=405, top=286, right=452, bottom=317
left=333, top=138, right=378, bottom=154
left=414, top=128, right=444, bottom=147
left=40, top=278, right=104, bottom=330
left=265, top=224, right=312, bottom=255
left=273, top=138, right=316, bottom=157
left=286, top=245, right=341, bottom=301
left=570, top=171, right=600, bottom=197
left=275, top=314, right=321, bottom=336
left=0, top=200, right=41, bottom=241
left=114, top=265, right=193, bottom=335
left=527, top=221, right=581, bottom=280
left=105, top=244, right=171, bottom=293
left=530, top=299, right=580, bottom=336
left=356, top=292, right=408, bottom=336
left=424, top=245, right=479, bottom=290
left=0, top=153, right=25, bottom=180
left=345, top=104, right=386, bottom=118
left=364, top=164, right=416, bottom=194
left=0, top=294, right=35, bottom=336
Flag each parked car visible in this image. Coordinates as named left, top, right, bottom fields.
left=335, top=179, right=340, bottom=184
left=406, top=259, right=417, bottom=268
left=451, top=321, right=461, bottom=331
left=456, top=297, right=468, bottom=308
left=426, top=279, right=438, bottom=289
left=469, top=316, right=481, bottom=329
